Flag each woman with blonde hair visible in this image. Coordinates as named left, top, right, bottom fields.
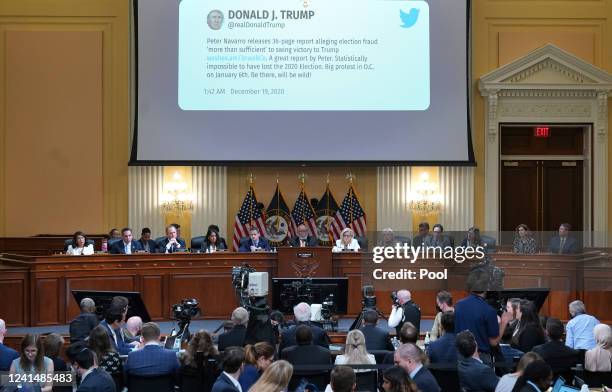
left=239, top=342, right=275, bottom=391
left=332, top=227, right=361, bottom=252
left=495, top=351, right=542, bottom=392
left=249, top=360, right=293, bottom=392
left=334, top=329, right=376, bottom=371
left=585, top=323, right=612, bottom=371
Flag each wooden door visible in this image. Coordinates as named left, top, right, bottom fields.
left=500, top=160, right=538, bottom=232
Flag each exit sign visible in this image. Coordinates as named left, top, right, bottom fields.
left=534, top=127, right=550, bottom=138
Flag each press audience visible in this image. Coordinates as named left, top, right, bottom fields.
left=279, top=302, right=330, bottom=351
left=72, top=347, right=116, bottom=392
left=239, top=341, right=275, bottom=391
left=585, top=323, right=612, bottom=372
left=384, top=322, right=419, bottom=364
left=326, top=365, right=357, bottom=392
left=9, top=334, right=54, bottom=392
left=124, top=316, right=142, bottom=341
left=456, top=330, right=499, bottom=392
left=394, top=343, right=440, bottom=392
left=382, top=366, right=419, bottom=392
left=89, top=325, right=123, bottom=382
left=280, top=324, right=332, bottom=372
left=69, top=297, right=99, bottom=343
left=334, top=329, right=376, bottom=372
left=388, top=289, right=421, bottom=335
left=511, top=300, right=545, bottom=353
left=509, top=360, right=553, bottom=392
left=532, top=318, right=580, bottom=378
left=566, top=300, right=600, bottom=349
left=248, top=360, right=293, bottom=392
left=218, top=307, right=248, bottom=351
left=360, top=309, right=394, bottom=351
left=124, top=322, right=180, bottom=377
left=430, top=290, right=454, bottom=341
left=0, top=318, right=19, bottom=371
left=426, top=311, right=458, bottom=364
left=43, top=332, right=69, bottom=373
left=495, top=352, right=541, bottom=392
left=179, top=330, right=220, bottom=392
left=212, top=347, right=245, bottom=392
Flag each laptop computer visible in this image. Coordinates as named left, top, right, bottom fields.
left=552, top=376, right=565, bottom=392
left=558, top=386, right=580, bottom=392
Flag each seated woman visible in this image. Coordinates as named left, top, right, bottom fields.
left=461, top=226, right=482, bottom=247
left=248, top=360, right=293, bottom=392
left=88, top=325, right=123, bottom=389
left=510, top=359, right=553, bottom=392
left=382, top=366, right=418, bottom=392
left=239, top=342, right=275, bottom=392
left=511, top=300, right=545, bottom=353
left=43, top=333, right=71, bottom=392
left=334, top=329, right=376, bottom=372
left=179, top=330, right=220, bottom=392
left=332, top=228, right=361, bottom=252
left=585, top=323, right=612, bottom=372
left=512, top=224, right=537, bottom=254
left=9, top=334, right=54, bottom=392
left=495, top=352, right=541, bottom=392
left=66, top=231, right=94, bottom=255
left=200, top=227, right=227, bottom=253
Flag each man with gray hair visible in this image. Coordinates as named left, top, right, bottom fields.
left=394, top=343, right=441, bottom=392
left=388, top=289, right=422, bottom=336
left=566, top=300, right=600, bottom=349
left=279, top=302, right=330, bottom=352
left=0, top=318, right=19, bottom=371
left=69, top=297, right=99, bottom=343
left=125, top=316, right=143, bottom=342
left=218, top=307, right=249, bottom=351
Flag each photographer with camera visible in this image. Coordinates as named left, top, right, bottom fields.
left=388, top=290, right=422, bottom=337
left=279, top=302, right=331, bottom=352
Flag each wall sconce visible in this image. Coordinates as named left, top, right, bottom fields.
left=408, top=172, right=442, bottom=215
left=160, top=171, right=194, bottom=215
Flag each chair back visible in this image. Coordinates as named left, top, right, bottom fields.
left=429, top=367, right=461, bottom=392
left=355, top=370, right=378, bottom=392
left=127, top=373, right=174, bottom=392
left=356, top=236, right=368, bottom=251
left=108, top=238, right=122, bottom=247
left=582, top=370, right=612, bottom=387
left=191, top=236, right=206, bottom=250
left=154, top=236, right=166, bottom=247
left=289, top=372, right=329, bottom=391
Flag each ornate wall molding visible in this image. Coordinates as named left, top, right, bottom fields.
left=499, top=103, right=592, bottom=118
left=504, top=59, right=596, bottom=84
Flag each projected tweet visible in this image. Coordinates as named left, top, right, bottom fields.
left=178, top=0, right=430, bottom=111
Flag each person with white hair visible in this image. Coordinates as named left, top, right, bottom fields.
left=388, top=289, right=422, bottom=336
left=332, top=227, right=361, bottom=252
left=566, top=300, right=599, bottom=349
left=279, top=302, right=330, bottom=352
left=585, top=323, right=612, bottom=371
left=124, top=316, right=143, bottom=341
left=218, top=307, right=249, bottom=351
left=0, top=318, right=19, bottom=371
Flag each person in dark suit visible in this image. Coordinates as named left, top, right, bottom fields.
left=394, top=343, right=440, bottom=392
left=383, top=322, right=418, bottom=364
left=212, top=347, right=245, bottom=392
left=388, top=289, right=421, bottom=336
left=532, top=318, right=580, bottom=378
left=279, top=302, right=330, bottom=352
left=510, top=360, right=553, bottom=392
left=239, top=227, right=271, bottom=252
left=455, top=330, right=499, bottom=392
left=124, top=322, right=180, bottom=377
left=136, top=227, right=158, bottom=253
left=412, top=222, right=430, bottom=246
left=426, top=311, right=458, bottom=364
left=69, top=298, right=99, bottom=343
left=360, top=309, right=394, bottom=351
left=289, top=224, right=319, bottom=247
left=548, top=223, right=579, bottom=254
left=218, top=307, right=248, bottom=351
left=0, top=318, right=19, bottom=371
left=100, top=312, right=133, bottom=355
left=201, top=227, right=228, bottom=252
left=109, top=227, right=143, bottom=254
left=281, top=325, right=332, bottom=374
left=159, top=224, right=187, bottom=253
left=72, top=348, right=116, bottom=392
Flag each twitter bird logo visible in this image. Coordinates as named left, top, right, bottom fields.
left=400, top=8, right=419, bottom=28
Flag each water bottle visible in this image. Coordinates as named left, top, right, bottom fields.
left=579, top=384, right=589, bottom=392
left=101, top=240, right=108, bottom=253
left=424, top=332, right=431, bottom=349
left=391, top=337, right=401, bottom=350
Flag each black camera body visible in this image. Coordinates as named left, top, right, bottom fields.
left=362, top=285, right=377, bottom=309
left=390, top=291, right=400, bottom=306
left=321, top=294, right=337, bottom=320
left=172, top=298, right=201, bottom=322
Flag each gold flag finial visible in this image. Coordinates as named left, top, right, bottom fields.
left=298, top=172, right=307, bottom=185
left=247, top=173, right=256, bottom=185
left=346, top=171, right=355, bottom=184
left=326, top=173, right=330, bottom=184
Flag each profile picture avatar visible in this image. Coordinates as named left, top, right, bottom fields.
left=207, top=10, right=223, bottom=30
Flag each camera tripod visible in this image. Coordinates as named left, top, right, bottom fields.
left=349, top=305, right=386, bottom=330
left=168, top=319, right=191, bottom=350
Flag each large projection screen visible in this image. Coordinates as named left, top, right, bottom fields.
left=132, top=0, right=474, bottom=164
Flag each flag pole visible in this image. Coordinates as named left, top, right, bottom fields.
left=248, top=173, right=255, bottom=229
left=347, top=172, right=355, bottom=232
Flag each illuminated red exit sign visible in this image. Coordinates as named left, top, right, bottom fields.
left=534, top=127, right=550, bottom=138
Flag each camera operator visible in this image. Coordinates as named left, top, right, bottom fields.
left=244, top=299, right=278, bottom=347
left=218, top=307, right=248, bottom=351
left=278, top=302, right=330, bottom=352
left=388, top=290, right=422, bottom=336
left=454, top=268, right=513, bottom=365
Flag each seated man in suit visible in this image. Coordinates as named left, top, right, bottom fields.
left=279, top=302, right=330, bottom=352
left=424, top=224, right=452, bottom=248
left=289, top=224, right=319, bottom=247
left=281, top=324, right=332, bottom=373
left=394, top=343, right=440, bottom=392
left=212, top=347, right=245, bottom=392
left=548, top=223, right=579, bottom=254
left=69, top=297, right=99, bottom=343
left=125, top=322, right=180, bottom=377
left=72, top=348, right=116, bottom=392
left=218, top=307, right=248, bottom=351
left=533, top=318, right=580, bottom=375
left=426, top=311, right=458, bottom=364
left=110, top=227, right=143, bottom=254
left=383, top=322, right=418, bottom=364
left=0, top=318, right=19, bottom=371
left=239, top=227, right=271, bottom=252
left=100, top=311, right=133, bottom=355
left=456, top=330, right=499, bottom=392
left=159, top=224, right=187, bottom=253
left=360, top=309, right=394, bottom=351
left=330, top=365, right=356, bottom=392
left=136, top=227, right=158, bottom=253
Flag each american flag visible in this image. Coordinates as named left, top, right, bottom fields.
left=291, top=189, right=318, bottom=237
left=329, top=185, right=367, bottom=241
left=232, top=186, right=266, bottom=251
